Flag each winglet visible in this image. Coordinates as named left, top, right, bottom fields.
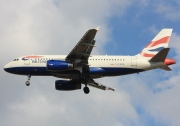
left=95, top=26, right=100, bottom=31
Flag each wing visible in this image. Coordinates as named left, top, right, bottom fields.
left=86, top=79, right=115, bottom=91
left=65, top=27, right=99, bottom=65
left=65, top=27, right=115, bottom=92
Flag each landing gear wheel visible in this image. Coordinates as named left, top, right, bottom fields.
left=25, top=81, right=30, bottom=86
left=83, top=87, right=90, bottom=94
left=25, top=74, right=31, bottom=86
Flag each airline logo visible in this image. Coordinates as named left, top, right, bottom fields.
left=140, top=29, right=172, bottom=57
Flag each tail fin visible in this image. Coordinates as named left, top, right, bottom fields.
left=139, top=29, right=173, bottom=58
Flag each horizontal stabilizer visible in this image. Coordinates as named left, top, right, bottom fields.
left=149, top=48, right=170, bottom=62
left=160, top=65, right=172, bottom=71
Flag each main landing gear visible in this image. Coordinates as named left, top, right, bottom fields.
left=83, top=86, right=90, bottom=94
left=25, top=75, right=31, bottom=86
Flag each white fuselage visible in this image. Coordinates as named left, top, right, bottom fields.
left=4, top=55, right=164, bottom=79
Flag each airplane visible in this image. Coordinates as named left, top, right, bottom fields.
left=4, top=27, right=176, bottom=94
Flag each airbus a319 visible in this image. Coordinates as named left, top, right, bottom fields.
left=4, top=27, right=176, bottom=94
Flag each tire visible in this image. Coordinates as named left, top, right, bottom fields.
left=83, top=87, right=90, bottom=94
left=25, top=81, right=30, bottom=86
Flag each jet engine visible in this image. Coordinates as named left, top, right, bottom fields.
left=55, top=80, right=81, bottom=91
left=46, top=60, right=73, bottom=71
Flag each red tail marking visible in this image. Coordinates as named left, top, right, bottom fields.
left=141, top=53, right=155, bottom=57
left=145, top=42, right=153, bottom=48
left=146, top=36, right=170, bottom=48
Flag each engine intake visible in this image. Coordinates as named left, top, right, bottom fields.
left=46, top=60, right=73, bottom=71
left=55, top=80, right=81, bottom=91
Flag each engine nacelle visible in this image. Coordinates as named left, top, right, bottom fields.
left=55, top=80, right=81, bottom=91
left=46, top=60, right=73, bottom=71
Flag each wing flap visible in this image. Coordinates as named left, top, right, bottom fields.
left=87, top=79, right=115, bottom=91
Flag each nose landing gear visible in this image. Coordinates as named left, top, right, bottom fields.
left=25, top=75, right=31, bottom=86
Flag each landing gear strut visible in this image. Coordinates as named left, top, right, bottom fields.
left=25, top=75, right=31, bottom=86
left=83, top=86, right=90, bottom=94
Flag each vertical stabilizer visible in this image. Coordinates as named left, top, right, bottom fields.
left=139, top=29, right=173, bottom=58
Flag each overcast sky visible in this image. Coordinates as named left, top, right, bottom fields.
left=1, top=0, right=180, bottom=126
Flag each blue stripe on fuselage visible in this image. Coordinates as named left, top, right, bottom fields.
left=4, top=66, right=144, bottom=76
left=4, top=67, right=51, bottom=76
left=101, top=67, right=144, bottom=76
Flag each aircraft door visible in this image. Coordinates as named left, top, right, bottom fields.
left=24, top=58, right=30, bottom=65
left=131, top=56, right=137, bottom=66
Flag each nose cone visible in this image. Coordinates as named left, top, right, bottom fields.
left=4, top=64, right=9, bottom=72
left=4, top=62, right=12, bottom=73
left=164, top=58, right=176, bottom=65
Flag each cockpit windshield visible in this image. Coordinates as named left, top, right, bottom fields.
left=13, top=58, right=19, bottom=61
